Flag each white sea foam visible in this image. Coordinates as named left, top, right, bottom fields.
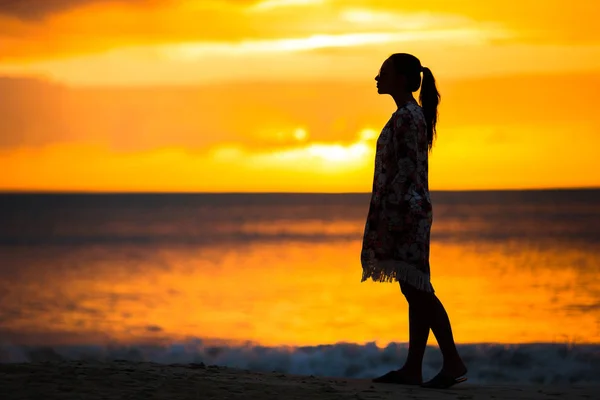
left=1, top=340, right=598, bottom=385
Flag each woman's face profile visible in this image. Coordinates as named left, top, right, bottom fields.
left=375, top=58, right=405, bottom=95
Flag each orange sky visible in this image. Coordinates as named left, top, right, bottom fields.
left=1, top=0, right=599, bottom=192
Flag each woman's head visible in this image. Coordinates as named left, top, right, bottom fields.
left=375, top=53, right=441, bottom=151
left=375, top=53, right=422, bottom=95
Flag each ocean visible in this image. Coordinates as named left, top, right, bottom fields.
left=0, top=190, right=599, bottom=385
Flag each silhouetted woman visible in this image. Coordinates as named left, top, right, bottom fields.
left=361, top=53, right=467, bottom=389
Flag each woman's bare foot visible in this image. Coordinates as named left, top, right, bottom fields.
left=442, top=360, right=467, bottom=378
left=372, top=366, right=423, bottom=385
left=421, top=361, right=468, bottom=389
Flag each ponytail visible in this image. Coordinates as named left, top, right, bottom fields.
left=419, top=67, right=440, bottom=152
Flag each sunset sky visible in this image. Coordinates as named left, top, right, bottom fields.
left=1, top=0, right=599, bottom=192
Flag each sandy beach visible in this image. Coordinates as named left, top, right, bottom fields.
left=1, top=360, right=598, bottom=400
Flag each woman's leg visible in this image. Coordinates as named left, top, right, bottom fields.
left=428, top=294, right=467, bottom=376
left=400, top=282, right=467, bottom=378
left=372, top=282, right=430, bottom=384
left=372, top=281, right=429, bottom=384
left=397, top=282, right=431, bottom=381
left=373, top=281, right=466, bottom=385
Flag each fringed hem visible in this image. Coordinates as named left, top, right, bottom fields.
left=361, top=259, right=434, bottom=293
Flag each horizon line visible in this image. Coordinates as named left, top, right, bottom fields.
left=1, top=187, right=599, bottom=195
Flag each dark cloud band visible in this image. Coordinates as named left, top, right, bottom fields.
left=0, top=0, right=143, bottom=19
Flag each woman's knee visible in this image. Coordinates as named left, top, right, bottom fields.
left=400, top=281, right=433, bottom=304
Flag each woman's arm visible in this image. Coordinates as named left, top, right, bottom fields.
left=383, top=109, right=420, bottom=231
left=386, top=109, right=419, bottom=205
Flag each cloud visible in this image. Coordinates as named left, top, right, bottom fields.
left=0, top=8, right=513, bottom=83
left=0, top=0, right=149, bottom=19
left=145, top=325, right=163, bottom=333
left=363, top=0, right=600, bottom=44
left=3, top=0, right=593, bottom=69
left=0, top=0, right=598, bottom=52
left=5, top=39, right=600, bottom=87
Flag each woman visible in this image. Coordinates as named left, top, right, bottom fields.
left=361, top=53, right=468, bottom=389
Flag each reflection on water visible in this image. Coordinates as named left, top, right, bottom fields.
left=0, top=191, right=599, bottom=347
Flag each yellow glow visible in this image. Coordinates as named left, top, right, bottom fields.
left=307, top=143, right=369, bottom=163
left=293, top=128, right=308, bottom=141
left=359, top=129, right=378, bottom=141
left=251, top=0, right=325, bottom=11
left=263, top=142, right=370, bottom=168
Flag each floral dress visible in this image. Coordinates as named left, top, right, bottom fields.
left=360, top=100, right=434, bottom=292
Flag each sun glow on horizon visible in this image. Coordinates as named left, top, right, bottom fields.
left=213, top=128, right=376, bottom=171
left=1, top=128, right=379, bottom=192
